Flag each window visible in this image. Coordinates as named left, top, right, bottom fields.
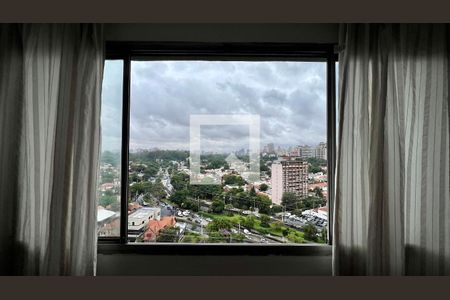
left=98, top=43, right=336, bottom=252
left=97, top=60, right=123, bottom=238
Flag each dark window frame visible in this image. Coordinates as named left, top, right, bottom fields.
left=98, top=41, right=337, bottom=256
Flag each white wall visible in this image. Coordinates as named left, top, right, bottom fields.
left=98, top=23, right=336, bottom=276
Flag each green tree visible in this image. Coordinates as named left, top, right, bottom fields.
left=282, top=228, right=290, bottom=239
left=223, top=174, right=246, bottom=186
left=270, top=205, right=283, bottom=215
left=171, top=172, right=189, bottom=191
left=156, top=226, right=180, bottom=242
left=99, top=194, right=116, bottom=207
left=309, top=165, right=322, bottom=174
left=313, top=187, right=324, bottom=198
left=273, top=221, right=284, bottom=231
left=169, top=190, right=188, bottom=206
left=100, top=172, right=115, bottom=184
left=306, top=157, right=327, bottom=167
left=320, top=227, right=328, bottom=243
left=181, top=199, right=199, bottom=211
left=242, top=216, right=256, bottom=229
left=207, top=219, right=232, bottom=232
left=303, top=224, right=318, bottom=242
left=281, top=192, right=300, bottom=210
left=302, top=196, right=326, bottom=210
left=260, top=214, right=271, bottom=228
left=189, top=184, right=223, bottom=200
left=255, top=194, right=272, bottom=214
left=211, top=199, right=225, bottom=214
left=231, top=233, right=245, bottom=242
left=207, top=231, right=227, bottom=243
left=129, top=181, right=151, bottom=196
left=150, top=179, right=167, bottom=200
left=259, top=183, right=269, bottom=192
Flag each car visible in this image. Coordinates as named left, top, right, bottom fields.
left=243, top=229, right=250, bottom=235
left=182, top=211, right=190, bottom=216
left=177, top=211, right=183, bottom=217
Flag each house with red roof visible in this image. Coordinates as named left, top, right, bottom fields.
left=143, top=216, right=176, bottom=241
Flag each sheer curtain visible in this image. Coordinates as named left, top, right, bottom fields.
left=334, top=24, right=450, bottom=275
left=0, top=24, right=103, bottom=275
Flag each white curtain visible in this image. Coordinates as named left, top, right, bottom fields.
left=334, top=24, right=450, bottom=275
left=0, top=24, right=104, bottom=275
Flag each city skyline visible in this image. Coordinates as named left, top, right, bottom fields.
left=122, top=141, right=327, bottom=156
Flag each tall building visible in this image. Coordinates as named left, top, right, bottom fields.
left=315, top=142, right=327, bottom=160
left=298, top=145, right=314, bottom=159
left=267, top=143, right=275, bottom=153
left=295, top=143, right=327, bottom=160
left=271, top=158, right=308, bottom=205
left=271, top=162, right=283, bottom=205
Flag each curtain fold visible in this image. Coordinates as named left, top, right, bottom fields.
left=334, top=24, right=450, bottom=275
left=0, top=24, right=103, bottom=275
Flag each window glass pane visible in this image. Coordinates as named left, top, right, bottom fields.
left=129, top=60, right=328, bottom=244
left=97, top=60, right=123, bottom=237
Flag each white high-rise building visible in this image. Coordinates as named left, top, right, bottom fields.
left=271, top=162, right=283, bottom=205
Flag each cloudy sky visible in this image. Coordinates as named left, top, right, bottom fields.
left=101, top=60, right=327, bottom=153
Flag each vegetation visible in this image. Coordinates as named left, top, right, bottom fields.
left=101, top=151, right=121, bottom=167
left=182, top=232, right=206, bottom=243
left=128, top=180, right=166, bottom=203
left=156, top=226, right=180, bottom=242
left=211, top=199, right=225, bottom=213
left=313, top=187, right=324, bottom=198
left=198, top=212, right=311, bottom=243
left=281, top=192, right=326, bottom=211
left=306, top=157, right=327, bottom=174
left=201, top=154, right=229, bottom=170
left=130, top=149, right=189, bottom=163
left=114, top=149, right=326, bottom=245
left=260, top=214, right=271, bottom=227
left=223, top=174, right=246, bottom=186
left=222, top=188, right=272, bottom=214
left=99, top=191, right=117, bottom=208
left=302, top=224, right=318, bottom=242
left=100, top=171, right=116, bottom=184
left=259, top=183, right=269, bottom=191
left=206, top=219, right=233, bottom=232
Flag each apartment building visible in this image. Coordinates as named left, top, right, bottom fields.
left=271, top=158, right=309, bottom=205
left=294, top=143, right=327, bottom=160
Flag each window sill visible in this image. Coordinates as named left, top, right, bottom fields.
left=97, top=243, right=332, bottom=256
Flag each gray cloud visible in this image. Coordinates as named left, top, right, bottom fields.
left=101, top=60, right=327, bottom=153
